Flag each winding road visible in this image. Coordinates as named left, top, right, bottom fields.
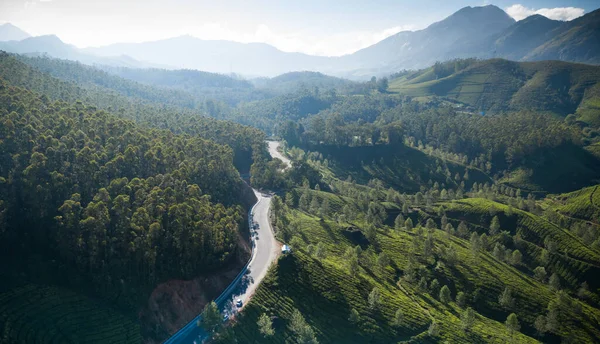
left=267, top=141, right=291, bottom=169
left=164, top=142, right=288, bottom=344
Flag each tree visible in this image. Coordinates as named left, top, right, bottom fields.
left=289, top=310, right=319, bottom=344
left=213, top=327, right=238, bottom=344
left=430, top=279, right=440, bottom=296
left=534, top=315, right=546, bottom=337
left=461, top=307, right=476, bottom=331
left=499, top=287, right=515, bottom=309
left=440, top=285, right=452, bottom=304
left=345, top=248, right=360, bottom=277
left=441, top=214, right=448, bottom=229
left=394, top=214, right=405, bottom=230
left=470, top=232, right=481, bottom=253
left=309, top=196, right=320, bottom=214
left=314, top=242, right=326, bottom=260
left=426, top=218, right=436, bottom=230
left=578, top=281, right=590, bottom=299
left=257, top=313, right=274, bottom=337
left=490, top=216, right=500, bottom=235
left=348, top=308, right=360, bottom=323
left=510, top=250, right=522, bottom=266
left=393, top=308, right=403, bottom=327
left=377, top=252, right=390, bottom=274
left=457, top=221, right=469, bottom=238
left=404, top=217, right=414, bottom=230
left=402, top=203, right=409, bottom=215
left=364, top=224, right=377, bottom=244
left=456, top=291, right=467, bottom=308
left=428, top=321, right=440, bottom=337
left=533, top=266, right=547, bottom=283
left=549, top=273, right=561, bottom=291
left=418, top=277, right=428, bottom=292
left=200, top=301, right=221, bottom=332
left=368, top=287, right=381, bottom=310
left=377, top=77, right=389, bottom=93
left=505, top=313, right=520, bottom=338
left=493, top=243, right=505, bottom=261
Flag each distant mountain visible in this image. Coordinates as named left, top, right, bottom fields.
left=389, top=58, right=600, bottom=123
left=524, top=8, right=600, bottom=64
left=2, top=5, right=599, bottom=78
left=84, top=36, right=330, bottom=77
left=0, top=23, right=31, bottom=41
left=0, top=33, right=155, bottom=68
left=485, top=15, right=563, bottom=60
left=338, top=5, right=516, bottom=73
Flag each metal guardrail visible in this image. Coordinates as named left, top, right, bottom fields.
left=163, top=196, right=262, bottom=344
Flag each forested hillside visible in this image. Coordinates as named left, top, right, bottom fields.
left=0, top=76, right=258, bottom=342
left=0, top=52, right=268, bottom=171
left=389, top=59, right=600, bottom=120
left=225, top=148, right=600, bottom=344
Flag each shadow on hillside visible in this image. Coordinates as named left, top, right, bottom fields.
left=507, top=143, right=600, bottom=194
left=303, top=143, right=491, bottom=193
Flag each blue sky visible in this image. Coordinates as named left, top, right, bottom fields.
left=0, top=0, right=597, bottom=56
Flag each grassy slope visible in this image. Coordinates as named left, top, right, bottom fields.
left=545, top=184, right=600, bottom=224
left=228, top=144, right=600, bottom=342
left=441, top=198, right=600, bottom=289
left=231, top=209, right=542, bottom=343
left=0, top=260, right=141, bottom=344
left=389, top=59, right=600, bottom=122
left=310, top=144, right=492, bottom=194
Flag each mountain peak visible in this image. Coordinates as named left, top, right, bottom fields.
left=426, top=5, right=515, bottom=38
left=0, top=23, right=31, bottom=42
left=444, top=4, right=515, bottom=23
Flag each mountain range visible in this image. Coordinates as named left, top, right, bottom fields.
left=0, top=5, right=598, bottom=77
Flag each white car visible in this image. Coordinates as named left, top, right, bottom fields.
left=235, top=298, right=243, bottom=307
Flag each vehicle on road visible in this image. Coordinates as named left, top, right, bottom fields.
left=235, top=299, right=243, bottom=307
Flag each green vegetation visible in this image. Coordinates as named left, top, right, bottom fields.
left=389, top=59, right=600, bottom=120
left=0, top=52, right=266, bottom=343
left=0, top=283, right=141, bottom=344
left=226, top=141, right=600, bottom=343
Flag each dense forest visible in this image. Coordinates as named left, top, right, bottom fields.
left=0, top=77, right=256, bottom=306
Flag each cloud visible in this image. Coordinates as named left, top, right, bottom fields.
left=505, top=4, right=585, bottom=21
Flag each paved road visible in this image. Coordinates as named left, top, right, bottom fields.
left=164, top=145, right=282, bottom=344
left=268, top=141, right=291, bottom=169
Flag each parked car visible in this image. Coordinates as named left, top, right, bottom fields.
left=235, top=299, right=243, bottom=307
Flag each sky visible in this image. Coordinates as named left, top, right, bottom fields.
left=0, top=0, right=597, bottom=56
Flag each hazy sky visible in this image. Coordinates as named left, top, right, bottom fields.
left=0, top=0, right=597, bottom=56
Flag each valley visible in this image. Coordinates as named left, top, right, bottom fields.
left=0, top=2, right=599, bottom=344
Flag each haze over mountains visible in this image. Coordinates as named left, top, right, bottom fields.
left=1, top=4, right=598, bottom=78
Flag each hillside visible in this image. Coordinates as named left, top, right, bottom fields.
left=0, top=52, right=268, bottom=171
left=0, top=76, right=257, bottom=343
left=389, top=59, right=600, bottom=120
left=251, top=71, right=354, bottom=94
left=525, top=9, right=600, bottom=64
left=224, top=152, right=600, bottom=343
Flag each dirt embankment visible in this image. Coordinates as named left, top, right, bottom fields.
left=140, top=231, right=252, bottom=343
